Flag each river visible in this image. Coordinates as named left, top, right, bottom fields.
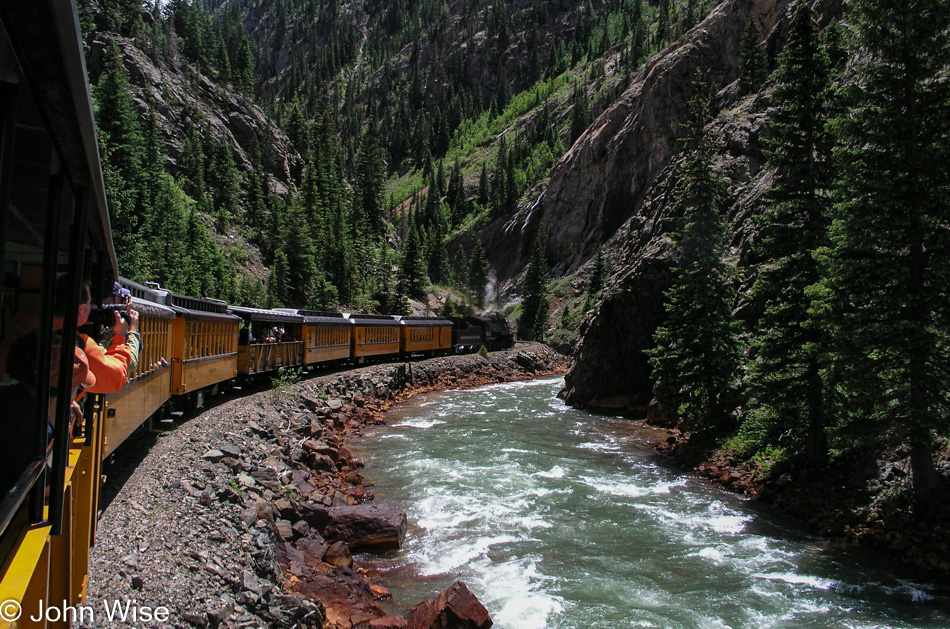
left=352, top=377, right=950, bottom=629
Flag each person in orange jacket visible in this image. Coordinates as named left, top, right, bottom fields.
left=0, top=277, right=138, bottom=395
left=67, top=279, right=138, bottom=395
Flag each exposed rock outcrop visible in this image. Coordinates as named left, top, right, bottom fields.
left=407, top=581, right=493, bottom=629
left=279, top=501, right=409, bottom=551
left=537, top=0, right=844, bottom=414
left=85, top=35, right=303, bottom=195
left=489, top=0, right=795, bottom=289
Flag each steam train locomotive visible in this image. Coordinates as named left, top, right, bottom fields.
left=0, top=3, right=512, bottom=626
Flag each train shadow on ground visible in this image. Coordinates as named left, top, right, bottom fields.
left=95, top=361, right=384, bottom=515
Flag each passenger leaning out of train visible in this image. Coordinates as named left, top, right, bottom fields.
left=0, top=331, right=93, bottom=493
left=96, top=281, right=141, bottom=378
left=55, top=277, right=138, bottom=395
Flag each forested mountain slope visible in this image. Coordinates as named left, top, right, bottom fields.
left=82, top=0, right=712, bottom=311
left=83, top=0, right=950, bottom=566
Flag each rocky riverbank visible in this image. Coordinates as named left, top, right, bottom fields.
left=84, top=342, right=568, bottom=629
left=651, top=428, right=950, bottom=581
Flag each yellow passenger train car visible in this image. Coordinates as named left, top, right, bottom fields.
left=297, top=311, right=353, bottom=365
left=396, top=316, right=453, bottom=356
left=230, top=306, right=304, bottom=375
left=168, top=294, right=239, bottom=403
left=0, top=0, right=116, bottom=625
left=0, top=3, right=517, bottom=622
left=100, top=296, right=175, bottom=459
left=346, top=314, right=401, bottom=360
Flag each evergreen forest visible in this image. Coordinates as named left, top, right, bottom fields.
left=81, top=0, right=950, bottom=544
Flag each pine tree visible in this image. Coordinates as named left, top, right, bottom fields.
left=447, top=162, right=466, bottom=225
left=569, top=82, right=591, bottom=144
left=266, top=250, right=290, bottom=308
left=738, top=17, right=767, bottom=96
left=647, top=76, right=742, bottom=436
left=399, top=221, right=428, bottom=301
left=585, top=245, right=607, bottom=308
left=519, top=240, right=549, bottom=341
left=244, top=139, right=269, bottom=236
left=182, top=206, right=217, bottom=298
left=819, top=0, right=950, bottom=514
left=684, top=0, right=697, bottom=31
left=468, top=239, right=490, bottom=307
left=744, top=2, right=833, bottom=466
left=209, top=138, right=240, bottom=227
left=655, top=0, right=672, bottom=49
left=93, top=40, right=146, bottom=276
left=234, top=34, right=254, bottom=94
left=477, top=162, right=490, bottom=207
left=491, top=135, right=508, bottom=215
left=281, top=198, right=319, bottom=307
left=355, top=118, right=386, bottom=237
left=143, top=173, right=190, bottom=290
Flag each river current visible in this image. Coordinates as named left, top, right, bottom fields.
left=352, top=377, right=950, bottom=629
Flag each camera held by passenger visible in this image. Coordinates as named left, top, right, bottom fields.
left=88, top=303, right=132, bottom=327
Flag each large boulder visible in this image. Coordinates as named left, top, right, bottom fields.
left=292, top=501, right=408, bottom=551
left=407, top=582, right=492, bottom=629
left=323, top=503, right=408, bottom=551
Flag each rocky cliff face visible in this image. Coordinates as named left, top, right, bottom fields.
left=499, top=0, right=843, bottom=415
left=86, top=34, right=303, bottom=196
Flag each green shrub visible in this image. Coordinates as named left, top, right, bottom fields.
left=271, top=366, right=302, bottom=404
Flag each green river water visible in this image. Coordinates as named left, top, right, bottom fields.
left=352, top=377, right=950, bottom=629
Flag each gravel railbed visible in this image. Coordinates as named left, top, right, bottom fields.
left=83, top=342, right=568, bottom=629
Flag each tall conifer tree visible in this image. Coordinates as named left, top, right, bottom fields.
left=820, top=0, right=950, bottom=513
left=519, top=240, right=549, bottom=341
left=738, top=17, right=767, bottom=96
left=355, top=118, right=386, bottom=237
left=94, top=40, right=145, bottom=274
left=647, top=76, right=742, bottom=436
left=745, top=2, right=832, bottom=466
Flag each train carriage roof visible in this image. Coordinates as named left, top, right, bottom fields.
left=119, top=278, right=172, bottom=305
left=228, top=305, right=304, bottom=325
left=281, top=310, right=352, bottom=325
left=0, top=0, right=115, bottom=274
left=129, top=295, right=176, bottom=320
left=344, top=313, right=400, bottom=327
left=394, top=316, right=453, bottom=327
left=168, top=293, right=239, bottom=322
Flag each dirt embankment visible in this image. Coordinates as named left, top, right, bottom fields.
left=85, top=342, right=568, bottom=629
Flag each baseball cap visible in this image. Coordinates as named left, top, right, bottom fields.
left=109, top=281, right=131, bottom=299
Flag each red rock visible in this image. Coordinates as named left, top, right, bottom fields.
left=369, top=584, right=392, bottom=600
left=370, top=617, right=407, bottom=628
left=323, top=503, right=408, bottom=550
left=324, top=541, right=353, bottom=568
left=407, top=581, right=492, bottom=629
left=294, top=567, right=385, bottom=627
left=291, top=519, right=310, bottom=539
left=295, top=537, right=328, bottom=566
left=275, top=519, right=294, bottom=540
